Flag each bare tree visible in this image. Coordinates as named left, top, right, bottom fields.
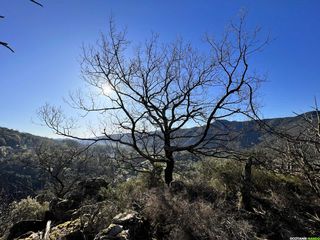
left=34, top=141, right=95, bottom=198
left=40, top=16, right=267, bottom=185
left=265, top=102, right=320, bottom=197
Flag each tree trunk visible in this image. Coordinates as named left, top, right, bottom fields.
left=148, top=164, right=163, bottom=188
left=164, top=151, right=174, bottom=185
left=239, top=157, right=253, bottom=211
left=165, top=160, right=174, bottom=185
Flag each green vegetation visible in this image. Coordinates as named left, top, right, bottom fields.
left=1, top=114, right=320, bottom=239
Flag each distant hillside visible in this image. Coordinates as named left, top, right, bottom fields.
left=1, top=112, right=316, bottom=151
left=178, top=112, right=313, bottom=149
left=101, top=111, right=317, bottom=151
left=0, top=127, right=48, bottom=150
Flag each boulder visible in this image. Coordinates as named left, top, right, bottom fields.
left=94, top=224, right=128, bottom=240
left=48, top=178, right=109, bottom=222
left=49, top=198, right=80, bottom=222
left=104, top=224, right=124, bottom=237
left=17, top=219, right=83, bottom=240
left=48, top=218, right=82, bottom=239
left=115, top=211, right=150, bottom=240
left=112, top=211, right=141, bottom=226
left=7, top=220, right=46, bottom=240
left=95, top=211, right=150, bottom=240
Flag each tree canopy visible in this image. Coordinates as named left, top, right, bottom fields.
left=40, top=16, right=268, bottom=185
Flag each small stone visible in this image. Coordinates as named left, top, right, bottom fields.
left=112, top=211, right=140, bottom=225
left=106, top=224, right=123, bottom=237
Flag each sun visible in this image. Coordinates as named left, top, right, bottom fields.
left=101, top=83, right=113, bottom=95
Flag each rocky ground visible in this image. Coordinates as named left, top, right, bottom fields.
left=4, top=178, right=152, bottom=240
left=2, top=161, right=320, bottom=240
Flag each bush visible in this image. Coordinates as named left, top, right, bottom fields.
left=77, top=200, right=119, bottom=236
left=100, top=176, right=149, bottom=210
left=186, top=158, right=243, bottom=198
left=0, top=197, right=49, bottom=238
left=142, top=189, right=254, bottom=240
left=252, top=168, right=307, bottom=194
left=9, top=196, right=49, bottom=223
left=82, top=176, right=149, bottom=235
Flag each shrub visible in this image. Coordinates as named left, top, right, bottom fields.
left=78, top=200, right=119, bottom=236
left=9, top=196, right=49, bottom=223
left=187, top=158, right=243, bottom=196
left=142, top=190, right=254, bottom=240
left=100, top=176, right=148, bottom=210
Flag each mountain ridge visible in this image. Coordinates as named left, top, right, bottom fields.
left=1, top=111, right=318, bottom=151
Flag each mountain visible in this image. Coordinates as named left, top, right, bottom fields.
left=93, top=111, right=316, bottom=151
left=1, top=111, right=316, bottom=152
left=171, top=111, right=318, bottom=150
left=0, top=127, right=48, bottom=150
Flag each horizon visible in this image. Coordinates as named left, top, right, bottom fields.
left=1, top=0, right=320, bottom=138
left=2, top=109, right=318, bottom=140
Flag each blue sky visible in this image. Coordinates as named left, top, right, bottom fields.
left=1, top=0, right=320, bottom=137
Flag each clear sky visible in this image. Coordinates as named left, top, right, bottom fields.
left=1, top=0, right=320, bottom=137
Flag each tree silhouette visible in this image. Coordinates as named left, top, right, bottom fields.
left=40, top=16, right=268, bottom=185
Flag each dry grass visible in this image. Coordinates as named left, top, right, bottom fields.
left=142, top=189, right=255, bottom=240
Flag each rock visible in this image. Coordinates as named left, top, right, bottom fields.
left=48, top=218, right=82, bottom=239
left=48, top=178, right=109, bottom=222
left=49, top=198, right=80, bottom=222
left=117, top=230, right=130, bottom=240
left=112, top=211, right=141, bottom=226
left=105, top=224, right=124, bottom=237
left=94, top=224, right=127, bottom=240
left=54, top=198, right=79, bottom=211
left=18, top=231, right=42, bottom=240
left=7, top=220, right=46, bottom=240
left=15, top=231, right=40, bottom=240
left=49, top=197, right=79, bottom=222
left=16, top=219, right=83, bottom=240
left=114, top=211, right=151, bottom=240
left=95, top=211, right=150, bottom=240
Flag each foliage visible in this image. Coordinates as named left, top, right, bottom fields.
left=0, top=197, right=49, bottom=237
left=9, top=197, right=49, bottom=223
left=0, top=127, right=45, bottom=149
left=100, top=176, right=148, bottom=210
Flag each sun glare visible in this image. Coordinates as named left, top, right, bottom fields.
left=101, top=83, right=113, bottom=95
